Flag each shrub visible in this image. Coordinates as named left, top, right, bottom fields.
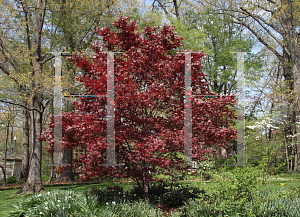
left=6, top=176, right=17, bottom=184
left=128, top=181, right=173, bottom=202
left=126, top=181, right=204, bottom=207
left=157, top=182, right=205, bottom=208
left=198, top=171, right=212, bottom=181
left=189, top=167, right=265, bottom=216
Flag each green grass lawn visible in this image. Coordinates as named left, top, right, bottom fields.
left=1, top=174, right=299, bottom=216
left=0, top=187, right=33, bottom=216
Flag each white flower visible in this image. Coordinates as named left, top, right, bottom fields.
left=68, top=196, right=71, bottom=199
left=48, top=192, right=50, bottom=195
left=106, top=202, right=109, bottom=205
left=37, top=194, right=42, bottom=197
left=63, top=207, right=65, bottom=210
left=57, top=200, right=61, bottom=203
left=44, top=202, right=48, bottom=205
left=57, top=204, right=60, bottom=207
left=112, top=201, right=116, bottom=205
left=134, top=194, right=136, bottom=196
left=39, top=212, right=43, bottom=215
left=45, top=207, right=48, bottom=210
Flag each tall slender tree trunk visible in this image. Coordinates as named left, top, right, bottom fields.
left=2, top=120, right=10, bottom=187
left=47, top=99, right=54, bottom=184
left=0, top=165, right=6, bottom=186
left=20, top=105, right=30, bottom=180
left=56, top=149, right=74, bottom=182
left=292, top=131, right=297, bottom=171
left=285, top=135, right=290, bottom=172
left=17, top=0, right=46, bottom=194
left=143, top=180, right=150, bottom=201
left=292, top=44, right=300, bottom=172
left=17, top=94, right=45, bottom=194
left=47, top=152, right=54, bottom=184
left=291, top=144, right=294, bottom=170
left=286, top=0, right=300, bottom=171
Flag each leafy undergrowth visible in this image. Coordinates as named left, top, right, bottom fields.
left=4, top=170, right=300, bottom=216
left=9, top=182, right=300, bottom=216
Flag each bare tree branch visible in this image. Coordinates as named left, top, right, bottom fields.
left=0, top=99, right=40, bottom=113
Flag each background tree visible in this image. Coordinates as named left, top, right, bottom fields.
left=0, top=0, right=138, bottom=190
left=195, top=0, right=300, bottom=170
left=0, top=104, right=18, bottom=186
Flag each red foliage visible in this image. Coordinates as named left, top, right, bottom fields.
left=40, top=16, right=236, bottom=190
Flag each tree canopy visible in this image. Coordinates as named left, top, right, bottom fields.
left=40, top=16, right=236, bottom=199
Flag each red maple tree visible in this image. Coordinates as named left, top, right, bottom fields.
left=40, top=16, right=236, bottom=199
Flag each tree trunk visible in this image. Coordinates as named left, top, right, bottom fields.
left=20, top=106, right=30, bottom=180
left=3, top=117, right=10, bottom=187
left=56, top=148, right=74, bottom=182
left=17, top=94, right=44, bottom=194
left=286, top=0, right=300, bottom=171
left=291, top=144, right=294, bottom=170
left=292, top=133, right=297, bottom=171
left=221, top=147, right=228, bottom=159
left=143, top=180, right=150, bottom=201
left=47, top=152, right=54, bottom=184
left=17, top=0, right=47, bottom=193
left=294, top=144, right=298, bottom=172
left=293, top=53, right=300, bottom=172
left=0, top=165, right=6, bottom=186
left=285, top=135, right=290, bottom=172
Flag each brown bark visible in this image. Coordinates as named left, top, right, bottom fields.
left=20, top=105, right=30, bottom=180
left=285, top=135, right=290, bottom=172
left=47, top=98, right=55, bottom=184
left=173, top=0, right=180, bottom=19
left=17, top=94, right=45, bottom=194
left=56, top=149, right=74, bottom=182
left=47, top=152, right=54, bottom=184
left=17, top=0, right=46, bottom=194
left=0, top=165, right=6, bottom=186
left=143, top=180, right=150, bottom=201
left=221, top=147, right=228, bottom=159
left=3, top=115, right=10, bottom=187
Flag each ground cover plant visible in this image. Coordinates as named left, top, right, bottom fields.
left=4, top=168, right=300, bottom=216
